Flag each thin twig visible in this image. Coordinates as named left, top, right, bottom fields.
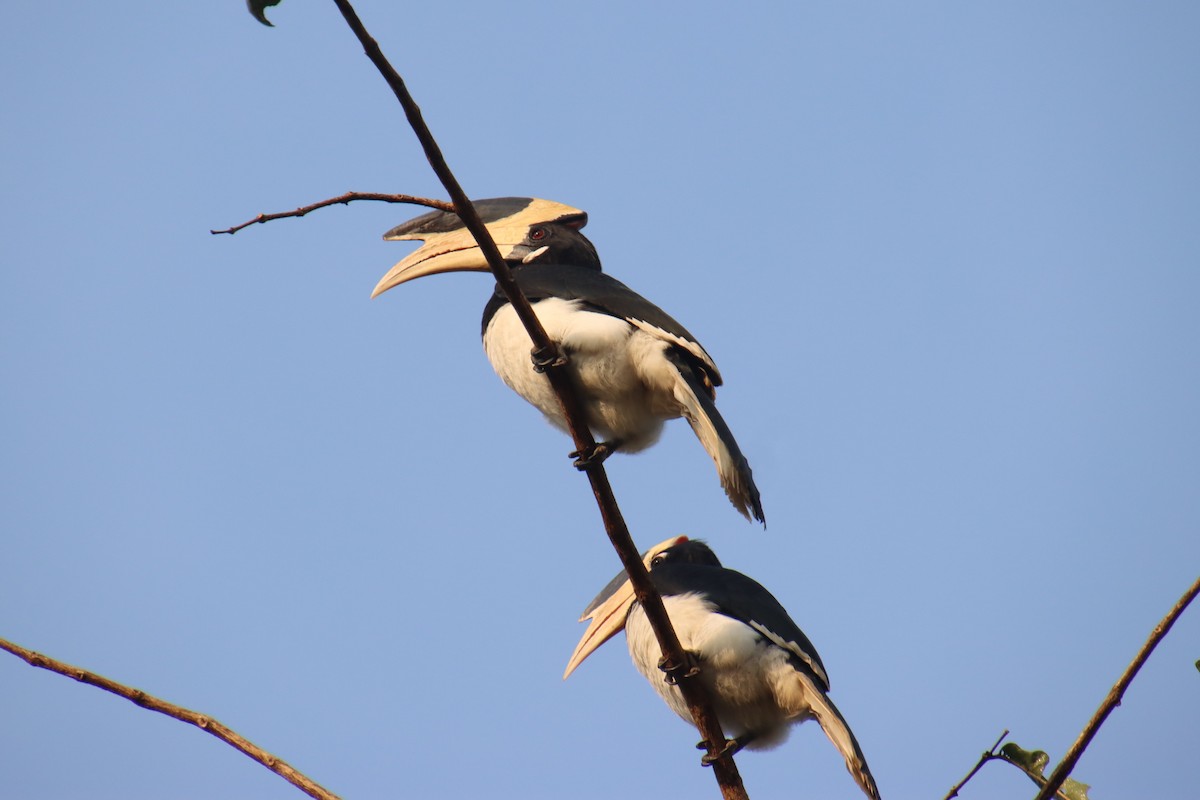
left=325, top=2, right=748, bottom=798
left=211, top=191, right=454, bottom=235
left=1033, top=574, right=1200, bottom=800
left=0, top=637, right=340, bottom=800
left=942, top=729, right=1008, bottom=800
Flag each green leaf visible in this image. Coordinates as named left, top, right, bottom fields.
left=999, top=742, right=1049, bottom=774
left=998, top=742, right=1090, bottom=800
left=1060, top=777, right=1092, bottom=800
left=247, top=0, right=283, bottom=27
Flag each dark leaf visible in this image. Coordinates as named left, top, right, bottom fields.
left=999, top=743, right=1049, bottom=774
left=998, top=742, right=1090, bottom=800
left=247, top=0, right=283, bottom=27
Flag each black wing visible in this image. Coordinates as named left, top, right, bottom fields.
left=653, top=563, right=830, bottom=691
left=664, top=348, right=763, bottom=520
left=482, top=264, right=714, bottom=375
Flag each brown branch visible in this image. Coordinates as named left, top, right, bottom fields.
left=942, top=729, right=1008, bottom=800
left=1033, top=574, right=1200, bottom=800
left=326, top=2, right=748, bottom=797
left=0, top=636, right=340, bottom=800
left=210, top=192, right=454, bottom=235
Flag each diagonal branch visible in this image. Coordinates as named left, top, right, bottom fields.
left=0, top=636, right=340, bottom=800
left=211, top=192, right=454, bottom=235
left=325, top=1, right=748, bottom=797
left=1033, top=574, right=1200, bottom=800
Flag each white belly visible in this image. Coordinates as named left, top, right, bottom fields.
left=483, top=298, right=682, bottom=450
left=625, top=594, right=802, bottom=748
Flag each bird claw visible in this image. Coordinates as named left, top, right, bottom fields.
left=570, top=441, right=618, bottom=469
left=530, top=345, right=567, bottom=373
left=658, top=651, right=700, bottom=686
left=699, top=734, right=755, bottom=767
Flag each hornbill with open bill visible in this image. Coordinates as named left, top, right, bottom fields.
left=564, top=536, right=880, bottom=800
left=371, top=198, right=764, bottom=524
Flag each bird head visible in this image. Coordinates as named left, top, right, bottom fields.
left=371, top=197, right=598, bottom=298
left=563, top=535, right=721, bottom=679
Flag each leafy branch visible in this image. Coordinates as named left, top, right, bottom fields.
left=1002, top=742, right=1089, bottom=800
left=943, top=573, right=1200, bottom=800
left=1032, top=573, right=1200, bottom=800
left=941, top=732, right=1089, bottom=800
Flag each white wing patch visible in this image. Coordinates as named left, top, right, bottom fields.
left=749, top=620, right=830, bottom=690
left=625, top=318, right=721, bottom=382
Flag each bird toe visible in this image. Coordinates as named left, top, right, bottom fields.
left=570, top=440, right=620, bottom=469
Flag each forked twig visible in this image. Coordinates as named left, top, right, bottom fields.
left=942, top=729, right=1008, bottom=800
left=211, top=192, right=453, bottom=235
left=0, top=637, right=340, bottom=800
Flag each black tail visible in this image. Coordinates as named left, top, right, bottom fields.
left=664, top=349, right=765, bottom=525
left=808, top=687, right=882, bottom=800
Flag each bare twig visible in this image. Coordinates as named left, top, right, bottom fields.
left=0, top=636, right=340, bottom=800
left=325, top=1, right=748, bottom=797
left=211, top=191, right=454, bottom=235
left=942, top=729, right=1008, bottom=800
left=1033, top=574, right=1200, bottom=800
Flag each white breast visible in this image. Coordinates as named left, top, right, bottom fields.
left=624, top=594, right=801, bottom=748
left=483, top=298, right=685, bottom=450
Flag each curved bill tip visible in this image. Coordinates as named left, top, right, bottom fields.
left=370, top=229, right=489, bottom=298
left=562, top=535, right=688, bottom=680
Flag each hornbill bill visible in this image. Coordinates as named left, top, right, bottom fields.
left=564, top=536, right=880, bottom=800
left=371, top=198, right=764, bottom=524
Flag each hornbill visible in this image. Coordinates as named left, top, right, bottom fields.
left=564, top=536, right=880, bottom=800
left=371, top=198, right=764, bottom=524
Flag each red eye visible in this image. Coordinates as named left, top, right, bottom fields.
left=530, top=227, right=547, bottom=240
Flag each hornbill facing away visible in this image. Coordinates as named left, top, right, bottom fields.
left=371, top=198, right=764, bottom=524
left=564, top=536, right=880, bottom=800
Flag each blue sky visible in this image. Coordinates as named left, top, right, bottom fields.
left=3, top=3, right=1198, bottom=799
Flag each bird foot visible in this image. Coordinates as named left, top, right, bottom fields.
left=699, top=734, right=756, bottom=766
left=658, top=651, right=700, bottom=686
left=570, top=440, right=619, bottom=470
left=530, top=344, right=567, bottom=373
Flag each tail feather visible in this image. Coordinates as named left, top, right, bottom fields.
left=664, top=349, right=765, bottom=525
left=807, top=688, right=881, bottom=800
